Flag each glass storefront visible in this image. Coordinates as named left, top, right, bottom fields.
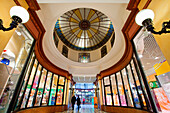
left=101, top=56, right=150, bottom=110
left=133, top=28, right=170, bottom=112
left=12, top=52, right=69, bottom=110
left=0, top=25, right=34, bottom=112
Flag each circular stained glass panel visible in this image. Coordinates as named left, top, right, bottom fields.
left=54, top=8, right=114, bottom=51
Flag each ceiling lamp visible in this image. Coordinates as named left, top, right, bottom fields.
left=135, top=9, right=170, bottom=35
left=0, top=6, right=29, bottom=31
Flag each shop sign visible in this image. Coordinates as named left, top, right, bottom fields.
left=149, top=81, right=159, bottom=89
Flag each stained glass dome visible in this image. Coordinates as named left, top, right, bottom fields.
left=54, top=8, right=114, bottom=51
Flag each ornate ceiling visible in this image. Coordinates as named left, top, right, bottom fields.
left=54, top=8, right=114, bottom=51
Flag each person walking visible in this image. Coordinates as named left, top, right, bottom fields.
left=71, top=95, right=76, bottom=110
left=77, top=96, right=81, bottom=111
left=83, top=98, right=85, bottom=105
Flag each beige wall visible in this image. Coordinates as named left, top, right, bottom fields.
left=138, top=0, right=170, bottom=65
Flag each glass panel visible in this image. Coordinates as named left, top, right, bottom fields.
left=56, top=86, right=64, bottom=105
left=27, top=64, right=42, bottom=107
left=122, top=68, right=134, bottom=107
left=133, top=30, right=167, bottom=111
left=127, top=65, right=140, bottom=108
left=59, top=76, right=65, bottom=85
left=16, top=53, right=35, bottom=108
left=131, top=58, right=147, bottom=107
left=117, top=72, right=127, bottom=106
left=105, top=86, right=112, bottom=105
left=21, top=59, right=38, bottom=108
left=102, top=79, right=105, bottom=105
left=104, top=76, right=110, bottom=85
left=63, top=79, right=67, bottom=105
left=0, top=24, right=34, bottom=113
left=111, top=74, right=119, bottom=105
left=41, top=72, right=52, bottom=106
left=34, top=68, right=47, bottom=106
left=49, top=74, right=58, bottom=105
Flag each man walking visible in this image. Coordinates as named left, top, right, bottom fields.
left=71, top=95, right=76, bottom=110
left=77, top=96, right=81, bottom=111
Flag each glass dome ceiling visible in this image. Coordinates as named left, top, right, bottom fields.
left=54, top=8, right=114, bottom=51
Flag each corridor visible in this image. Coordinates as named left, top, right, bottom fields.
left=61, top=105, right=107, bottom=113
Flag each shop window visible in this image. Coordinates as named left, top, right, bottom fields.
left=0, top=24, right=34, bottom=110
left=104, top=76, right=110, bottom=85
left=62, top=45, right=68, bottom=58
left=111, top=74, right=119, bottom=106
left=56, top=86, right=64, bottom=105
left=34, top=68, right=47, bottom=106
left=49, top=74, right=58, bottom=105
left=101, top=46, right=107, bottom=58
left=41, top=72, right=53, bottom=106
left=21, top=59, right=38, bottom=108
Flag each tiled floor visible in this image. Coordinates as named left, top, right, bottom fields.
left=60, top=105, right=107, bottom=113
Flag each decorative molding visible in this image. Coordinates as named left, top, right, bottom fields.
left=127, top=0, right=141, bottom=10
left=13, top=0, right=21, bottom=6
left=143, top=0, right=152, bottom=9
left=25, top=0, right=40, bottom=10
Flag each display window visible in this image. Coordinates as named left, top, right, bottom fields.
left=27, top=64, right=42, bottom=107
left=42, top=72, right=52, bottom=106
left=34, top=68, right=47, bottom=106
left=116, top=72, right=127, bottom=106
left=111, top=74, right=119, bottom=106
left=49, top=74, right=58, bottom=105
left=133, top=28, right=170, bottom=112
left=59, top=76, right=65, bottom=85
left=105, top=86, right=112, bottom=105
left=16, top=53, right=35, bottom=109
left=21, top=59, right=38, bottom=108
left=56, top=86, right=64, bottom=105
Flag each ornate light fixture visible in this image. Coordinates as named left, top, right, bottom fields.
left=0, top=6, right=29, bottom=31
left=135, top=9, right=170, bottom=35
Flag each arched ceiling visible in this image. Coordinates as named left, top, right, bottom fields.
left=36, top=1, right=130, bottom=81
left=54, top=8, right=114, bottom=51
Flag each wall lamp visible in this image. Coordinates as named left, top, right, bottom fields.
left=0, top=6, right=29, bottom=31
left=135, top=9, right=170, bottom=35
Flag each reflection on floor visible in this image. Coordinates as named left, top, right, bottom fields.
left=59, top=105, right=107, bottom=113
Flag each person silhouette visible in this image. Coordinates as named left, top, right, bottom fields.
left=71, top=95, right=76, bottom=110
left=77, top=96, right=81, bottom=111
